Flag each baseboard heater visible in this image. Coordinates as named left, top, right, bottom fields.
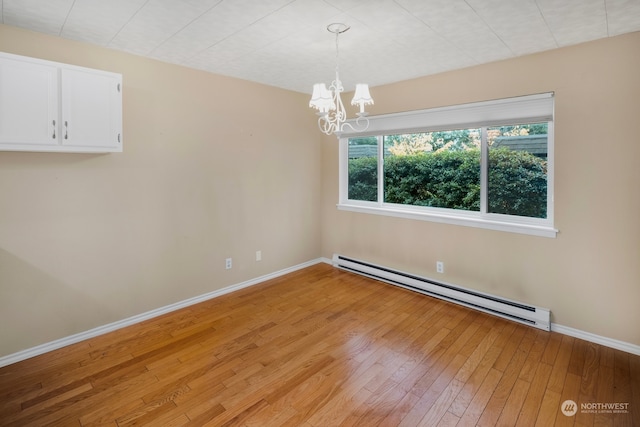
left=332, top=254, right=550, bottom=331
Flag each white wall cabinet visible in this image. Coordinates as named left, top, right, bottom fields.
left=0, top=52, right=122, bottom=153
left=0, top=55, right=59, bottom=148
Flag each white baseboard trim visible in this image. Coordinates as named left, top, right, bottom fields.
left=2, top=257, right=638, bottom=368
left=551, top=323, right=640, bottom=356
left=0, top=258, right=325, bottom=368
left=319, top=256, right=332, bottom=265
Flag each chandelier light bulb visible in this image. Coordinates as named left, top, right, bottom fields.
left=351, top=83, right=374, bottom=114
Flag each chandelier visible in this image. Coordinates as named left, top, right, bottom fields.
left=309, top=23, right=374, bottom=136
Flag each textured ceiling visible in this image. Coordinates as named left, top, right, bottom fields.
left=2, top=0, right=639, bottom=94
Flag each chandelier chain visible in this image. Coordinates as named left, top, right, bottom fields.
left=334, top=29, right=340, bottom=76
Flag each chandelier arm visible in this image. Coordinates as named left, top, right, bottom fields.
left=318, top=116, right=328, bottom=134
left=338, top=114, right=370, bottom=133
left=318, top=113, right=337, bottom=135
left=355, top=113, right=370, bottom=128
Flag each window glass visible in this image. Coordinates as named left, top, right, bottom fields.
left=348, top=136, right=378, bottom=202
left=383, top=129, right=481, bottom=211
left=337, top=94, right=556, bottom=237
left=487, top=123, right=548, bottom=218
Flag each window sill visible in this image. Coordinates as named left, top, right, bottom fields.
left=337, top=203, right=558, bottom=238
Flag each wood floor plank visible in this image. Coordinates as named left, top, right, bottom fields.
left=0, top=341, right=92, bottom=390
left=79, top=396, right=146, bottom=427
left=476, top=327, right=538, bottom=426
left=548, top=334, right=576, bottom=394
left=447, top=321, right=514, bottom=418
left=4, top=368, right=160, bottom=427
left=594, top=346, right=615, bottom=427
left=305, top=348, right=387, bottom=426
left=457, top=367, right=503, bottom=425
left=418, top=317, right=504, bottom=425
left=283, top=373, right=343, bottom=425
left=400, top=311, right=482, bottom=398
left=519, top=329, right=550, bottom=383
left=0, top=263, right=638, bottom=426
left=613, top=350, right=637, bottom=427
left=183, top=402, right=226, bottom=426
left=492, top=323, right=528, bottom=372
left=568, top=338, right=587, bottom=376
left=495, top=378, right=531, bottom=426
left=556, top=372, right=582, bottom=427
left=399, top=353, right=468, bottom=426
left=516, top=361, right=553, bottom=426
left=115, top=399, right=178, bottom=426
left=579, top=341, right=601, bottom=404
left=354, top=378, right=409, bottom=426
left=243, top=403, right=299, bottom=427
left=436, top=410, right=460, bottom=427
left=534, top=388, right=563, bottom=427
left=628, top=354, right=640, bottom=427
left=541, top=330, right=563, bottom=365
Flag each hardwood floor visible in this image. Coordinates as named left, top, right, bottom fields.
left=1, top=263, right=638, bottom=426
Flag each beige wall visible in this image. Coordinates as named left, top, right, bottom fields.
left=321, top=31, right=640, bottom=347
left=1, top=23, right=638, bottom=359
left=0, top=25, right=322, bottom=357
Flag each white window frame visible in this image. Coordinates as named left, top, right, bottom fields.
left=337, top=93, right=557, bottom=238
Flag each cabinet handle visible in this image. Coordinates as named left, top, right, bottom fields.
left=64, top=121, right=68, bottom=140
left=52, top=120, right=56, bottom=139
left=118, top=133, right=121, bottom=143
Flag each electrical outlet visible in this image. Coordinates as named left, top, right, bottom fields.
left=256, top=250, right=262, bottom=261
left=225, top=258, right=232, bottom=269
left=436, top=261, right=444, bottom=274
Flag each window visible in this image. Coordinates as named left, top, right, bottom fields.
left=338, top=93, right=556, bottom=237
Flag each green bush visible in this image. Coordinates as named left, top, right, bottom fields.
left=348, top=156, right=378, bottom=201
left=488, top=148, right=547, bottom=218
left=384, top=149, right=481, bottom=210
left=348, top=148, right=547, bottom=218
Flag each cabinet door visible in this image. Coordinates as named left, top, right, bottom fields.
left=0, top=56, right=59, bottom=148
left=61, top=68, right=122, bottom=152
